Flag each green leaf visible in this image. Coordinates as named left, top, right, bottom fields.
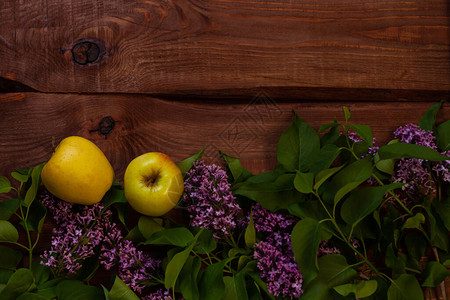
left=387, top=274, right=424, bottom=300
left=294, top=171, right=314, bottom=194
left=24, top=163, right=45, bottom=207
left=0, top=220, right=19, bottom=242
left=432, top=196, right=450, bottom=231
left=234, top=174, right=300, bottom=211
left=244, top=211, right=256, bottom=248
left=0, top=176, right=12, bottom=194
left=220, top=151, right=253, bottom=183
left=55, top=280, right=104, bottom=300
left=11, top=172, right=29, bottom=183
left=177, top=148, right=205, bottom=176
left=333, top=280, right=378, bottom=298
left=107, top=276, right=139, bottom=300
left=198, top=258, right=234, bottom=300
left=0, top=198, right=20, bottom=220
left=323, top=157, right=373, bottom=203
left=402, top=213, right=425, bottom=230
left=291, top=218, right=331, bottom=285
left=341, top=183, right=403, bottom=226
left=317, top=254, right=358, bottom=287
left=313, top=166, right=344, bottom=191
left=418, top=101, right=442, bottom=131
left=247, top=272, right=275, bottom=300
left=422, top=261, right=449, bottom=287
left=192, top=228, right=216, bottom=254
left=17, top=293, right=51, bottom=300
left=137, top=216, right=164, bottom=240
left=179, top=256, right=201, bottom=300
left=375, top=157, right=395, bottom=175
left=102, top=187, right=127, bottom=210
left=385, top=244, right=405, bottom=275
left=164, top=228, right=203, bottom=290
left=31, top=260, right=51, bottom=287
left=343, top=106, right=351, bottom=122
left=0, top=246, right=22, bottom=270
left=378, top=143, right=449, bottom=161
left=350, top=124, right=373, bottom=147
left=21, top=200, right=47, bottom=232
left=223, top=273, right=248, bottom=300
left=436, top=119, right=450, bottom=150
left=300, top=278, right=333, bottom=300
left=143, top=227, right=194, bottom=247
left=277, top=113, right=320, bottom=172
left=0, top=268, right=34, bottom=300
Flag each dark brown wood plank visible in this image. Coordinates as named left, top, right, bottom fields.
left=0, top=0, right=449, bottom=95
left=0, top=92, right=448, bottom=180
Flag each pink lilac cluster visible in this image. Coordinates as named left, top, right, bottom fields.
left=251, top=203, right=303, bottom=299
left=100, top=223, right=161, bottom=294
left=183, top=161, right=241, bottom=240
left=40, top=192, right=111, bottom=276
left=392, top=124, right=449, bottom=198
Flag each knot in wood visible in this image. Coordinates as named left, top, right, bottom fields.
left=90, top=116, right=115, bottom=139
left=71, top=40, right=103, bottom=65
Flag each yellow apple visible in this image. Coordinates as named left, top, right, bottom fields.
left=124, top=152, right=184, bottom=217
left=41, top=136, right=115, bottom=205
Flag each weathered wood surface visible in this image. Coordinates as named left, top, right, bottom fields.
left=0, top=92, right=448, bottom=179
left=0, top=0, right=449, bottom=96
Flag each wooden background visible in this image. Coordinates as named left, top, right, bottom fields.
left=0, top=0, right=449, bottom=298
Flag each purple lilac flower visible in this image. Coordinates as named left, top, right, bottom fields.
left=183, top=161, right=241, bottom=240
left=100, top=223, right=161, bottom=294
left=254, top=241, right=303, bottom=299
left=318, top=240, right=341, bottom=256
left=392, top=124, right=449, bottom=202
left=40, top=192, right=110, bottom=276
left=143, top=289, right=174, bottom=300
left=251, top=204, right=303, bottom=298
left=40, top=192, right=161, bottom=295
left=347, top=131, right=379, bottom=157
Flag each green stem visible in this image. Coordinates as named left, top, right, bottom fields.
left=1, top=241, right=29, bottom=251
left=372, top=173, right=413, bottom=216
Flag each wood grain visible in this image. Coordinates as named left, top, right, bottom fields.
left=0, top=92, right=448, bottom=180
left=0, top=0, right=449, bottom=95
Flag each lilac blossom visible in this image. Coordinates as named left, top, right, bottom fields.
left=183, top=161, right=241, bottom=240
left=100, top=223, right=161, bottom=294
left=40, top=192, right=110, bottom=276
left=143, top=289, right=174, bottom=300
left=251, top=204, right=303, bottom=298
left=318, top=240, right=341, bottom=256
left=392, top=124, right=449, bottom=203
left=347, top=131, right=379, bottom=157
left=40, top=192, right=161, bottom=295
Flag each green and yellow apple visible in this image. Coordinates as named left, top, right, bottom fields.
left=41, top=136, right=115, bottom=205
left=124, top=152, right=184, bottom=217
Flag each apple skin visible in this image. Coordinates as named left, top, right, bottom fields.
left=124, top=152, right=184, bottom=217
left=41, top=136, right=115, bottom=205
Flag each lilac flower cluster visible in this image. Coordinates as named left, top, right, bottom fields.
left=392, top=124, right=449, bottom=199
left=40, top=192, right=110, bottom=275
left=318, top=240, right=341, bottom=256
left=100, top=223, right=161, bottom=294
left=252, top=204, right=303, bottom=299
left=143, top=289, right=174, bottom=300
left=183, top=161, right=241, bottom=240
left=40, top=192, right=161, bottom=295
left=347, top=131, right=379, bottom=157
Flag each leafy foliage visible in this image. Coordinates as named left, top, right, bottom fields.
left=0, top=103, right=448, bottom=299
